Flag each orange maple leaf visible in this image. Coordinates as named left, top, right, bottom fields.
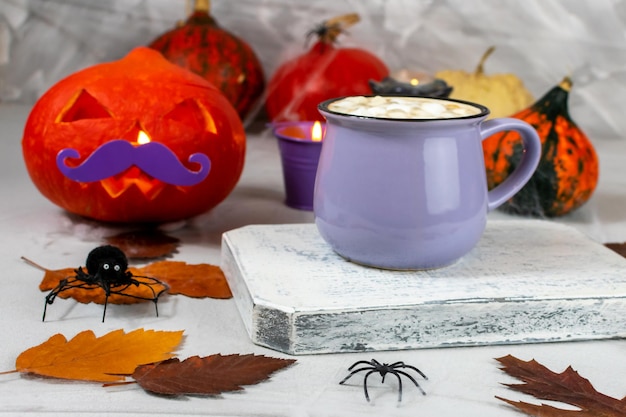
left=36, top=266, right=167, bottom=305
left=33, top=260, right=231, bottom=304
left=14, top=329, right=184, bottom=383
left=497, top=354, right=626, bottom=417
left=137, top=261, right=232, bottom=299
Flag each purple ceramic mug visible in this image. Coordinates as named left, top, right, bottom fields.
left=315, top=96, right=541, bottom=270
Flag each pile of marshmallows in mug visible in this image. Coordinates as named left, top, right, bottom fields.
left=328, top=96, right=481, bottom=119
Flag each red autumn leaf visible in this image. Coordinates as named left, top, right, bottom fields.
left=131, top=354, right=296, bottom=396
left=137, top=261, right=232, bottom=299
left=105, top=229, right=180, bottom=259
left=496, top=354, right=626, bottom=416
left=13, top=329, right=184, bottom=383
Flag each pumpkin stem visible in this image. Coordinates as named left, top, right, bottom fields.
left=475, top=46, right=496, bottom=76
left=559, top=76, right=572, bottom=92
left=185, top=0, right=216, bottom=25
left=193, top=0, right=210, bottom=13
left=312, top=13, right=360, bottom=44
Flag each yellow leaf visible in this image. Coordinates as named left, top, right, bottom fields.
left=16, top=329, right=184, bottom=382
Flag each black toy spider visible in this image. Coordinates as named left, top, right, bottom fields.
left=339, top=359, right=428, bottom=402
left=42, top=245, right=168, bottom=322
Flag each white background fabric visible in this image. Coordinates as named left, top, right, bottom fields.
left=1, top=0, right=625, bottom=139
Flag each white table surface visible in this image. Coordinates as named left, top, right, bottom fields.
left=1, top=102, right=626, bottom=416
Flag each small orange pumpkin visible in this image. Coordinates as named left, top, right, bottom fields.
left=483, top=77, right=599, bottom=217
left=22, top=47, right=246, bottom=223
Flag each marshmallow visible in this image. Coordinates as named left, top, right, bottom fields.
left=328, top=96, right=481, bottom=119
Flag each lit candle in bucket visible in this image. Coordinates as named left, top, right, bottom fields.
left=272, top=121, right=325, bottom=210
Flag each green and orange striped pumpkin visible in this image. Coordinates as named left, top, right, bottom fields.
left=483, top=77, right=599, bottom=217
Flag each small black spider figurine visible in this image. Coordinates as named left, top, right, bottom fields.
left=43, top=245, right=168, bottom=322
left=339, top=359, right=428, bottom=403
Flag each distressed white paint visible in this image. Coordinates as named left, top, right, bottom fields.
left=222, top=220, right=626, bottom=354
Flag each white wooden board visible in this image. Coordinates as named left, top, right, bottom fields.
left=221, top=220, right=626, bottom=355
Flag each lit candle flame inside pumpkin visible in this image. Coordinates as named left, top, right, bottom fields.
left=137, top=130, right=151, bottom=145
left=410, top=78, right=420, bottom=86
left=312, top=121, right=323, bottom=142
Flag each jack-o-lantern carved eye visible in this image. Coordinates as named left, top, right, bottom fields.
left=57, top=89, right=112, bottom=123
left=164, top=98, right=217, bottom=134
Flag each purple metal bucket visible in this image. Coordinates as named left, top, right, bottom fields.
left=273, top=122, right=324, bottom=211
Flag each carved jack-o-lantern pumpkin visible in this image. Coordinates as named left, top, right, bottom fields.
left=22, top=47, right=245, bottom=223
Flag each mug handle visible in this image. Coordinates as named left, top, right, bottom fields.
left=480, top=118, right=542, bottom=211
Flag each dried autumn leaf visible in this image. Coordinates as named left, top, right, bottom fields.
left=605, top=242, right=626, bottom=258
left=35, top=260, right=230, bottom=304
left=105, top=230, right=180, bottom=259
left=137, top=261, right=232, bottom=299
left=132, top=354, right=296, bottom=396
left=15, top=329, right=184, bottom=383
left=496, top=354, right=626, bottom=417
left=36, top=265, right=168, bottom=305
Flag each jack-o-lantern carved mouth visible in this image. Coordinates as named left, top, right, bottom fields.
left=100, top=166, right=169, bottom=200
left=54, top=88, right=217, bottom=199
left=57, top=139, right=211, bottom=199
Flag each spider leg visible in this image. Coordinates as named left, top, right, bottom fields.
left=42, top=277, right=98, bottom=321
left=102, top=295, right=109, bottom=322
left=104, top=276, right=168, bottom=319
left=399, top=363, right=428, bottom=380
left=44, top=279, right=67, bottom=305
left=339, top=366, right=373, bottom=385
left=100, top=277, right=112, bottom=322
left=362, top=370, right=378, bottom=402
left=43, top=279, right=67, bottom=320
left=110, top=277, right=166, bottom=300
left=390, top=370, right=403, bottom=402
left=347, top=360, right=374, bottom=371
left=395, top=369, right=427, bottom=396
left=42, top=298, right=50, bottom=322
left=133, top=276, right=166, bottom=317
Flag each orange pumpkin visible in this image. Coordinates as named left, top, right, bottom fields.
left=22, top=47, right=245, bottom=223
left=483, top=77, right=598, bottom=217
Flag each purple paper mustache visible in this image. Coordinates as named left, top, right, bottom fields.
left=57, top=139, right=211, bottom=186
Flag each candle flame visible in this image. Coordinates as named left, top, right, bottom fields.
left=312, top=121, right=323, bottom=142
left=137, top=130, right=151, bottom=145
left=410, top=78, right=420, bottom=86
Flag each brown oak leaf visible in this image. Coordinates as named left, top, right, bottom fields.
left=34, top=260, right=230, bottom=304
left=131, top=354, right=296, bottom=396
left=105, top=230, right=180, bottom=259
left=496, top=354, right=626, bottom=416
left=14, top=329, right=184, bottom=383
